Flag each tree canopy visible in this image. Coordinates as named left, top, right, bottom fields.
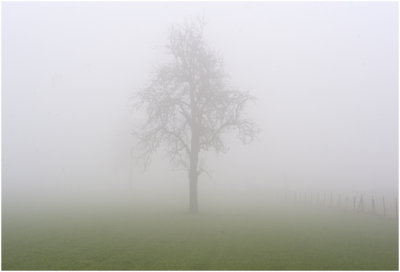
left=133, top=20, right=258, bottom=212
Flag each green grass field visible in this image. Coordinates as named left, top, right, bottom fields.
left=2, top=206, right=398, bottom=270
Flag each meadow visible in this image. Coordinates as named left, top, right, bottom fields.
left=2, top=205, right=398, bottom=270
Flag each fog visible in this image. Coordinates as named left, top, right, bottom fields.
left=2, top=2, right=398, bottom=215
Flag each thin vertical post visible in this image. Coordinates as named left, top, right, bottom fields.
left=371, top=196, right=376, bottom=215
left=382, top=196, right=386, bottom=217
left=359, top=194, right=364, bottom=213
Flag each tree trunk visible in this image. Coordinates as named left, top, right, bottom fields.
left=189, top=125, right=199, bottom=214
left=189, top=84, right=200, bottom=214
left=189, top=171, right=198, bottom=214
left=188, top=138, right=199, bottom=213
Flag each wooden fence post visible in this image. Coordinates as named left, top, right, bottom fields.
left=359, top=194, right=364, bottom=213
left=371, top=196, right=376, bottom=215
left=382, top=196, right=386, bottom=217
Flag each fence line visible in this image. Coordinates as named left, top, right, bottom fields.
left=277, top=190, right=398, bottom=219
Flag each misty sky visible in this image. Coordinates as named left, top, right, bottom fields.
left=2, top=2, right=398, bottom=209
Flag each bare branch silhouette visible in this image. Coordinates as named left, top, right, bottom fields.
left=133, top=20, right=258, bottom=213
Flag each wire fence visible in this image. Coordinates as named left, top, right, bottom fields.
left=277, top=190, right=398, bottom=219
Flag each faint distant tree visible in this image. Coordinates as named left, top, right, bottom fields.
left=133, top=19, right=258, bottom=214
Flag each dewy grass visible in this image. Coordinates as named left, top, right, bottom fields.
left=2, top=207, right=398, bottom=270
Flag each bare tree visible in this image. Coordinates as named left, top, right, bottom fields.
left=133, top=20, right=258, bottom=214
